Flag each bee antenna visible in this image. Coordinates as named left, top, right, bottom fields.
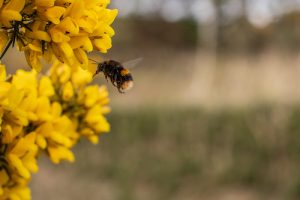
left=89, top=58, right=98, bottom=64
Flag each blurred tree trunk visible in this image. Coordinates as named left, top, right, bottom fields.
left=188, top=0, right=220, bottom=105
left=241, top=0, right=247, bottom=17
left=214, top=0, right=225, bottom=56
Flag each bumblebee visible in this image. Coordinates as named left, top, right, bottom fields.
left=93, top=59, right=141, bottom=93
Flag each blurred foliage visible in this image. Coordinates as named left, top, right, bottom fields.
left=113, top=10, right=300, bottom=55
left=48, top=106, right=300, bottom=200
left=217, top=12, right=300, bottom=53
left=112, top=18, right=198, bottom=49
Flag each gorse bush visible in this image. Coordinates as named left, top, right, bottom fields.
left=0, top=0, right=118, bottom=199
left=0, top=0, right=118, bottom=70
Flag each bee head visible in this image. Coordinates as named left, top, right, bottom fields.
left=93, top=62, right=106, bottom=77
left=98, top=62, right=106, bottom=72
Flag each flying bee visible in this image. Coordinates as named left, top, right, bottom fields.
left=91, top=58, right=142, bottom=93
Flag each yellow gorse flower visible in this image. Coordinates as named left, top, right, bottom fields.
left=0, top=62, right=111, bottom=199
left=0, top=0, right=118, bottom=71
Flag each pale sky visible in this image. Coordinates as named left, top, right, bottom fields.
left=111, top=0, right=300, bottom=27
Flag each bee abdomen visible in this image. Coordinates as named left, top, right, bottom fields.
left=120, top=80, right=133, bottom=92
left=120, top=68, right=130, bottom=76
left=122, top=73, right=133, bottom=81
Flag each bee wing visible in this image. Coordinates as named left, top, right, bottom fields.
left=122, top=57, right=143, bottom=69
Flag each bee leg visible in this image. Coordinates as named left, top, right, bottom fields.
left=108, top=76, right=114, bottom=85
left=93, top=71, right=98, bottom=78
left=112, top=73, right=119, bottom=86
left=111, top=79, right=117, bottom=87
left=93, top=68, right=102, bottom=78
left=118, top=87, right=124, bottom=93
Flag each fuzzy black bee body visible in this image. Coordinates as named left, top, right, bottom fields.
left=94, top=60, right=134, bottom=93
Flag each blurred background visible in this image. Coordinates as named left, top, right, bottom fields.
left=6, top=0, right=300, bottom=199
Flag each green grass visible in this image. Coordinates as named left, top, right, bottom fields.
left=33, top=105, right=300, bottom=200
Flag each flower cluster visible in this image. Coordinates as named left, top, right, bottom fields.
left=0, top=0, right=118, bottom=71
left=0, top=62, right=110, bottom=199
left=0, top=0, right=119, bottom=199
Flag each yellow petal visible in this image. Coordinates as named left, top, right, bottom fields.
left=51, top=43, right=75, bottom=66
left=13, top=69, right=37, bottom=87
left=9, top=186, right=31, bottom=200
left=10, top=132, right=37, bottom=157
left=64, top=0, right=84, bottom=19
left=43, top=6, right=66, bottom=24
left=56, top=63, right=71, bottom=83
left=22, top=151, right=39, bottom=173
left=69, top=36, right=93, bottom=51
left=0, top=82, right=12, bottom=102
left=34, top=0, right=55, bottom=7
left=93, top=34, right=112, bottom=53
left=20, top=92, right=38, bottom=113
left=36, top=134, right=47, bottom=149
left=4, top=0, right=25, bottom=12
left=101, top=9, right=118, bottom=25
left=36, top=122, right=53, bottom=137
left=74, top=48, right=88, bottom=68
left=57, top=42, right=75, bottom=65
left=8, top=154, right=31, bottom=179
left=27, top=42, right=42, bottom=52
left=2, top=124, right=13, bottom=143
left=88, top=135, right=99, bottom=144
left=58, top=42, right=74, bottom=58
left=92, top=115, right=110, bottom=132
left=49, top=28, right=70, bottom=43
left=48, top=146, right=75, bottom=164
left=26, top=30, right=51, bottom=42
left=80, top=128, right=94, bottom=136
left=0, top=31, right=8, bottom=54
left=62, top=81, right=74, bottom=101
left=83, top=86, right=100, bottom=107
left=50, top=43, right=65, bottom=63
left=24, top=50, right=42, bottom=71
left=71, top=66, right=92, bottom=87
left=0, top=10, right=22, bottom=27
left=39, top=77, right=55, bottom=97
left=56, top=17, right=79, bottom=35
left=50, top=131, right=72, bottom=147
left=36, top=97, right=52, bottom=121
left=77, top=11, right=98, bottom=33
left=51, top=102, right=62, bottom=117
left=0, top=64, right=7, bottom=81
